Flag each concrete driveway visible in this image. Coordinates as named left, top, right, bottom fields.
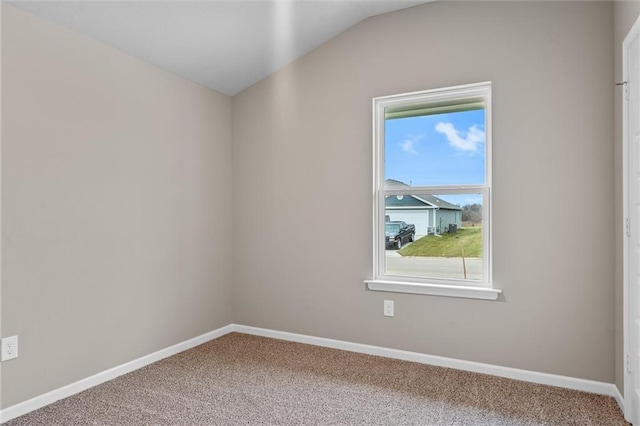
left=385, top=250, right=482, bottom=281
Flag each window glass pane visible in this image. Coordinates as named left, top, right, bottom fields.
left=384, top=194, right=484, bottom=281
left=384, top=109, right=486, bottom=186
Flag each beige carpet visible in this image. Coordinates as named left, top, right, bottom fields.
left=4, top=333, right=628, bottom=425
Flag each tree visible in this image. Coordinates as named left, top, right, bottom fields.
left=461, top=204, right=482, bottom=224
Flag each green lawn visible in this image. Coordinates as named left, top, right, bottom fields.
left=398, top=227, right=482, bottom=258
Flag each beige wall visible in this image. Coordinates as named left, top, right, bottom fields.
left=1, top=5, right=233, bottom=408
left=614, top=0, right=640, bottom=397
left=232, top=1, right=615, bottom=382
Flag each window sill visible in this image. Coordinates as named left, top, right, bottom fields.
left=364, top=280, right=502, bottom=300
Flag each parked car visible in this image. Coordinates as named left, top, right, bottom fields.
left=385, top=221, right=415, bottom=249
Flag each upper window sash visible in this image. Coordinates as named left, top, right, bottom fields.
left=373, top=82, right=492, bottom=193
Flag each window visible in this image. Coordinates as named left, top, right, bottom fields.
left=365, top=82, right=500, bottom=300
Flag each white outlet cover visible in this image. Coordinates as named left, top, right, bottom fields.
left=384, top=300, right=394, bottom=317
left=2, top=335, right=18, bottom=361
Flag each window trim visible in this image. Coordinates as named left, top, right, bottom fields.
left=366, top=82, right=501, bottom=300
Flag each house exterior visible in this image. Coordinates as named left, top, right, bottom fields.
left=385, top=193, right=462, bottom=236
left=385, top=179, right=462, bottom=236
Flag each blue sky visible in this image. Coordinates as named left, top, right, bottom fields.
left=385, top=109, right=485, bottom=206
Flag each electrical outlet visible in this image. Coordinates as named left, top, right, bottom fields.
left=2, top=336, right=18, bottom=361
left=384, top=300, right=394, bottom=317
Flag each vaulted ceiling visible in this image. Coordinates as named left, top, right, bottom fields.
left=8, top=1, right=430, bottom=96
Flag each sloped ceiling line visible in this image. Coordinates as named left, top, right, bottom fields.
left=8, top=1, right=430, bottom=96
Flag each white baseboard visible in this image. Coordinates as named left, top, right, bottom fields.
left=613, top=385, right=625, bottom=413
left=0, top=324, right=235, bottom=424
left=0, top=323, right=625, bottom=423
left=232, top=324, right=624, bottom=406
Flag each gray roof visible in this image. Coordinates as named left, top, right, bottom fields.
left=385, top=179, right=462, bottom=211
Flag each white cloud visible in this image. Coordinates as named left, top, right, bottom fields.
left=399, top=135, right=422, bottom=155
left=435, top=122, right=484, bottom=152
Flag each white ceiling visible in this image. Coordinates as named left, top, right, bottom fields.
left=7, top=1, right=430, bottom=96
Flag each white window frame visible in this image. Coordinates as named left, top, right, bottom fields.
left=365, top=82, right=501, bottom=300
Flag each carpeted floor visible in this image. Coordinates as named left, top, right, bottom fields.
left=4, top=332, right=629, bottom=425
